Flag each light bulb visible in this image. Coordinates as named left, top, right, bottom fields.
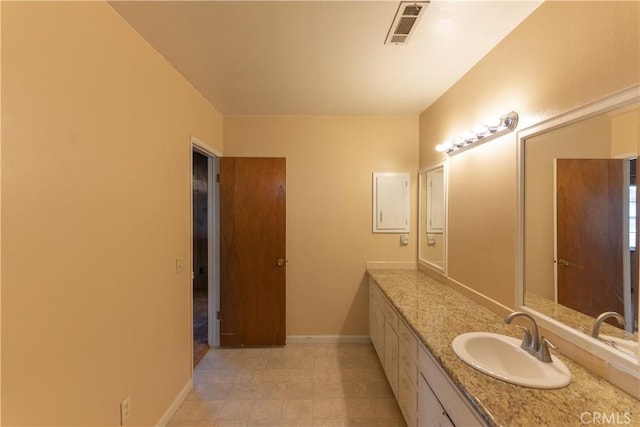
left=486, top=117, right=501, bottom=132
left=462, top=131, right=476, bottom=143
left=436, top=140, right=454, bottom=153
left=473, top=125, right=490, bottom=138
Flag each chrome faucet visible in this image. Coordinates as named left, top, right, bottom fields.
left=505, top=311, right=556, bottom=363
left=591, top=311, right=625, bottom=338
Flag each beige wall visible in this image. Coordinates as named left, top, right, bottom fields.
left=224, top=116, right=418, bottom=335
left=419, top=1, right=639, bottom=309
left=611, top=107, right=640, bottom=158
left=1, top=2, right=222, bottom=426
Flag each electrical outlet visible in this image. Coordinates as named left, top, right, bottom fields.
left=176, top=258, right=185, bottom=274
left=120, top=395, right=131, bottom=425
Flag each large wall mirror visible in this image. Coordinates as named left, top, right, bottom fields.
left=517, top=86, right=639, bottom=369
left=419, top=163, right=447, bottom=274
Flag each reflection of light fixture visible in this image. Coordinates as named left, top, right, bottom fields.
left=462, top=131, right=477, bottom=143
left=435, top=111, right=519, bottom=155
left=486, top=116, right=501, bottom=132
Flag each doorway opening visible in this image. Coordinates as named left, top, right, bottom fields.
left=191, top=140, right=220, bottom=366
left=192, top=150, right=209, bottom=364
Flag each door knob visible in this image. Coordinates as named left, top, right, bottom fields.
left=276, top=258, right=287, bottom=266
left=557, top=258, right=570, bottom=266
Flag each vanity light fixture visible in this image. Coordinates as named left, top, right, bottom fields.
left=435, top=111, right=519, bottom=156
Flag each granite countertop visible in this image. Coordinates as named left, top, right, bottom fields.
left=367, top=269, right=639, bottom=427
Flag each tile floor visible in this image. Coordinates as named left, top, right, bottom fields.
left=168, top=343, right=406, bottom=427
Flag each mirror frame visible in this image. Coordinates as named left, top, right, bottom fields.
left=418, top=161, right=448, bottom=275
left=516, top=84, right=640, bottom=374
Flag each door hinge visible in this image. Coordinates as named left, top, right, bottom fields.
left=216, top=173, right=220, bottom=183
left=216, top=311, right=221, bottom=320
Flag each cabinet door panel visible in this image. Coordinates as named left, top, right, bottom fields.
left=399, top=367, right=418, bottom=426
left=369, top=281, right=385, bottom=360
left=370, top=303, right=385, bottom=360
left=418, top=373, right=445, bottom=427
left=384, top=324, right=399, bottom=399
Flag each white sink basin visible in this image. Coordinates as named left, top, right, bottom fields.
left=452, top=332, right=571, bottom=389
left=600, top=334, right=639, bottom=358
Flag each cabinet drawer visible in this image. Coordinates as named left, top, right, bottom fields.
left=399, top=319, right=418, bottom=362
left=383, top=300, right=399, bottom=331
left=400, top=342, right=418, bottom=386
left=369, top=280, right=383, bottom=308
left=399, top=367, right=417, bottom=427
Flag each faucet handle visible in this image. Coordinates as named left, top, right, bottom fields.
left=514, top=324, right=534, bottom=349
left=537, top=337, right=557, bottom=363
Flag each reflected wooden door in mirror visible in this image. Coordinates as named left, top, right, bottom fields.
left=555, top=158, right=626, bottom=324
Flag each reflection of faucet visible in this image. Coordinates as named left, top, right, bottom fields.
left=591, top=311, right=625, bottom=338
left=505, top=311, right=557, bottom=363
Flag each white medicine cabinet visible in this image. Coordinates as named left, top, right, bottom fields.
left=372, top=172, right=410, bottom=233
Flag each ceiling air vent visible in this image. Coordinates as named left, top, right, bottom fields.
left=384, top=1, right=430, bottom=45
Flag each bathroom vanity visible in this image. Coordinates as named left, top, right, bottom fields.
left=370, top=276, right=482, bottom=426
left=368, top=269, right=639, bottom=427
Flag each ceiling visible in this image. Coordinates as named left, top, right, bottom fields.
left=110, top=1, right=542, bottom=116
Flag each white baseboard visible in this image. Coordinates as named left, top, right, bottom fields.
left=365, top=261, right=417, bottom=270
left=156, top=378, right=193, bottom=427
left=286, top=335, right=372, bottom=344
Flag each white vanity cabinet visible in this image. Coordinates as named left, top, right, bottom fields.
left=418, top=375, right=453, bottom=427
left=384, top=312, right=399, bottom=398
left=418, top=344, right=484, bottom=426
left=398, top=319, right=419, bottom=427
left=368, top=279, right=418, bottom=425
left=369, top=279, right=485, bottom=427
left=369, top=280, right=399, bottom=398
left=369, top=283, right=385, bottom=361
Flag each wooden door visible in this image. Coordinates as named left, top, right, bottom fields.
left=556, top=159, right=624, bottom=319
left=219, top=157, right=286, bottom=347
